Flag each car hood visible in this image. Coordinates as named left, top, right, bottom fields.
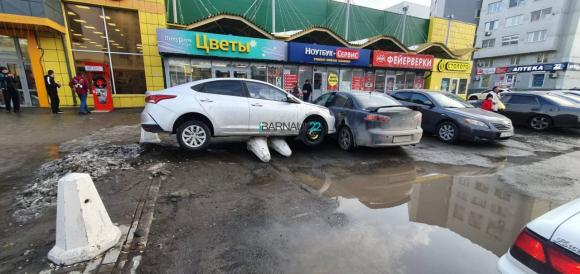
left=528, top=198, right=580, bottom=255
left=446, top=107, right=510, bottom=122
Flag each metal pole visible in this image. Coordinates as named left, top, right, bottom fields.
left=345, top=0, right=351, bottom=40
left=173, top=0, right=178, bottom=24
left=445, top=14, right=454, bottom=46
left=401, top=6, right=408, bottom=44
left=272, top=0, right=276, bottom=33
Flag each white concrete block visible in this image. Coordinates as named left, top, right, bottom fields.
left=139, top=128, right=161, bottom=144
left=268, top=138, right=292, bottom=157
left=247, top=137, right=271, bottom=162
left=48, top=173, right=122, bottom=265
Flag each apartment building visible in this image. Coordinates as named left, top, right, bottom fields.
left=471, top=0, right=580, bottom=91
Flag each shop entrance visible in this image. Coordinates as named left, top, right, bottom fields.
left=211, top=68, right=250, bottom=78
left=0, top=36, right=36, bottom=107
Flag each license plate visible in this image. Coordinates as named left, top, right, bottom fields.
left=500, top=131, right=513, bottom=138
left=393, top=135, right=412, bottom=143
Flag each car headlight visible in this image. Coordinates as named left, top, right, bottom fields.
left=464, top=118, right=489, bottom=128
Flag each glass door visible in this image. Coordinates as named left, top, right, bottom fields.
left=232, top=69, right=249, bottom=79
left=450, top=78, right=459, bottom=94
left=313, top=66, right=326, bottom=99
left=0, top=36, right=34, bottom=107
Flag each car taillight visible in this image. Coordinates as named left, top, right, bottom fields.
left=414, top=112, right=422, bottom=124
left=365, top=114, right=390, bottom=123
left=145, top=95, right=176, bottom=104
left=514, top=229, right=546, bottom=263
left=548, top=247, right=580, bottom=274
left=511, top=228, right=580, bottom=274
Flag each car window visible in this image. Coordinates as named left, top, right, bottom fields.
left=501, top=95, right=511, bottom=103
left=313, top=93, right=333, bottom=106
left=392, top=92, right=412, bottom=102
left=201, top=80, right=244, bottom=97
left=541, top=94, right=577, bottom=107
left=506, top=95, right=539, bottom=105
left=245, top=82, right=288, bottom=102
left=410, top=93, right=433, bottom=106
left=354, top=94, right=401, bottom=108
left=327, top=94, right=349, bottom=108
left=191, top=83, right=204, bottom=91
left=430, top=92, right=473, bottom=108
left=344, top=98, right=354, bottom=109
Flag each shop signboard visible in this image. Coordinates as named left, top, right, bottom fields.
left=507, top=63, right=567, bottom=73
left=288, top=42, right=371, bottom=67
left=157, top=29, right=287, bottom=61
left=437, top=60, right=472, bottom=72
left=372, top=51, right=433, bottom=70
left=327, top=72, right=339, bottom=91
left=476, top=66, right=509, bottom=75
left=413, top=77, right=425, bottom=89
left=283, top=74, right=298, bottom=91
left=567, top=62, right=580, bottom=71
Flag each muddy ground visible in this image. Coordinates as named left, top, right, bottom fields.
left=1, top=109, right=580, bottom=274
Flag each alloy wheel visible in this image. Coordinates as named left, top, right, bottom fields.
left=530, top=116, right=550, bottom=130
left=339, top=128, right=352, bottom=150
left=439, top=124, right=455, bottom=141
left=182, top=125, right=207, bottom=148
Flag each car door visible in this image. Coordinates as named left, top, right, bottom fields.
left=196, top=80, right=250, bottom=135
left=245, top=81, right=300, bottom=135
left=502, top=94, right=540, bottom=125
left=408, top=93, right=439, bottom=132
left=326, top=93, right=352, bottom=126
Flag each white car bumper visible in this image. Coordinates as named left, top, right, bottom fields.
left=497, top=252, right=537, bottom=274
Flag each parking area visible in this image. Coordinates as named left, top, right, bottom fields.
left=1, top=109, right=580, bottom=273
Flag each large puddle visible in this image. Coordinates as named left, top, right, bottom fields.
left=281, top=163, right=563, bottom=274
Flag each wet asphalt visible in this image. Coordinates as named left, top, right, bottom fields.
left=1, top=109, right=580, bottom=273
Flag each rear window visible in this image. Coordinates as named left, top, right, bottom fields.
left=354, top=94, right=401, bottom=108
left=392, top=92, right=412, bottom=102
left=191, top=83, right=204, bottom=91
left=507, top=95, right=539, bottom=105
left=542, top=94, right=576, bottom=107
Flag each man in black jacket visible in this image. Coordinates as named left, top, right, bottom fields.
left=45, top=70, right=62, bottom=114
left=302, top=79, right=313, bottom=102
left=0, top=67, right=20, bottom=113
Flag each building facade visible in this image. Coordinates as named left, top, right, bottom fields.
left=471, top=0, right=580, bottom=92
left=430, top=0, right=483, bottom=24
left=385, top=1, right=431, bottom=19
left=0, top=0, right=166, bottom=109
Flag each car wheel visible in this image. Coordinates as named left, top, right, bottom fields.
left=300, top=116, right=327, bottom=147
left=437, top=121, right=459, bottom=143
left=529, top=115, right=552, bottom=131
left=176, top=120, right=211, bottom=151
left=468, top=95, right=478, bottom=100
left=338, top=126, right=355, bottom=151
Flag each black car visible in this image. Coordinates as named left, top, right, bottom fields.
left=313, top=92, right=422, bottom=151
left=499, top=91, right=580, bottom=130
left=392, top=90, right=514, bottom=143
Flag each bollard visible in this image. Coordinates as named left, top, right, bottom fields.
left=247, top=137, right=271, bottom=162
left=268, top=138, right=292, bottom=157
left=139, top=128, right=161, bottom=144
left=48, top=173, right=121, bottom=265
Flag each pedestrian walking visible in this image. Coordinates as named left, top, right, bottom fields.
left=487, top=86, right=503, bottom=112
left=481, top=94, right=494, bottom=111
left=302, top=79, right=313, bottom=102
left=45, top=70, right=63, bottom=114
left=291, top=83, right=302, bottom=99
left=0, top=67, right=21, bottom=113
left=69, top=71, right=91, bottom=115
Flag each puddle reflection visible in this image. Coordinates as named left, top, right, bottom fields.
left=296, top=164, right=561, bottom=258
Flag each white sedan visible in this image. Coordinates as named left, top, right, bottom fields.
left=141, top=78, right=335, bottom=151
left=497, top=198, right=580, bottom=274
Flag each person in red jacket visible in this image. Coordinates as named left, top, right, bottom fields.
left=69, top=71, right=91, bottom=115
left=481, top=94, right=494, bottom=111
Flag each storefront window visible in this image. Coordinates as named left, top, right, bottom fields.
left=283, top=65, right=298, bottom=91
left=351, top=69, right=364, bottom=92
left=267, top=64, right=283, bottom=88
left=251, top=63, right=267, bottom=82
left=395, top=71, right=405, bottom=90
left=191, top=59, right=211, bottom=80
left=110, top=54, right=146, bottom=94
left=441, top=78, right=451, bottom=91
left=168, top=58, right=191, bottom=85
left=375, top=70, right=386, bottom=93
left=364, top=70, right=375, bottom=92
left=480, top=75, right=491, bottom=88
left=298, top=65, right=313, bottom=90
left=459, top=79, right=468, bottom=94
left=327, top=68, right=339, bottom=92
left=64, top=3, right=146, bottom=94
left=405, top=72, right=416, bottom=89
left=340, top=68, right=352, bottom=92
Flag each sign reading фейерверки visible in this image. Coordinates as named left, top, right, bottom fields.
left=156, top=29, right=287, bottom=61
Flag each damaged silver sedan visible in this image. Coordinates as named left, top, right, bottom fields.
left=313, top=92, right=423, bottom=151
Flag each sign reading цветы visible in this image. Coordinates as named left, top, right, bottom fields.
left=156, top=29, right=287, bottom=61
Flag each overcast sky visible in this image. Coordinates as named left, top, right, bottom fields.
left=334, top=0, right=431, bottom=10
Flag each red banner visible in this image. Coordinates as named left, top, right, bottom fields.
left=336, top=48, right=360, bottom=60
left=351, top=76, right=364, bottom=90
left=372, top=51, right=433, bottom=70
left=283, top=74, right=298, bottom=91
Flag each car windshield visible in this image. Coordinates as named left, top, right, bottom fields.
left=429, top=92, right=473, bottom=108
left=543, top=94, right=578, bottom=107
left=354, top=93, right=401, bottom=108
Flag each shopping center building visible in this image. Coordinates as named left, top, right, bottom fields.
left=1, top=0, right=476, bottom=109
left=0, top=0, right=165, bottom=108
